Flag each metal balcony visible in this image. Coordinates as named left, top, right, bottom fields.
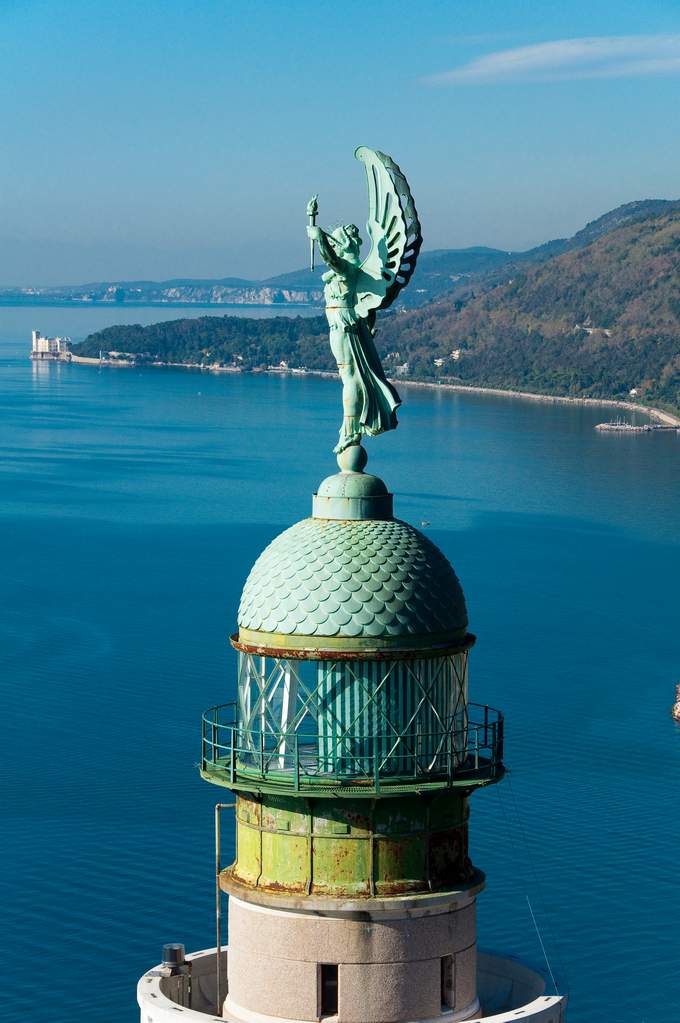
left=200, top=701, right=504, bottom=797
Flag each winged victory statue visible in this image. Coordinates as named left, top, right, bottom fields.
left=307, top=147, right=422, bottom=456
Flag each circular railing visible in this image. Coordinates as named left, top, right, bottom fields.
left=200, top=701, right=504, bottom=796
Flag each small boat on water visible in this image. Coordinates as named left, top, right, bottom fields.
left=595, top=419, right=678, bottom=433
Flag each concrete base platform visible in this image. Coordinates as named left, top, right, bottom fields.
left=138, top=948, right=566, bottom=1023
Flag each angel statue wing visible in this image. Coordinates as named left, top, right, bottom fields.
left=353, top=146, right=423, bottom=328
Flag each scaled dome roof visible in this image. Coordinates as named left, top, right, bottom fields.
left=237, top=516, right=468, bottom=646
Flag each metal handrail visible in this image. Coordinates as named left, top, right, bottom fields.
left=200, top=701, right=504, bottom=791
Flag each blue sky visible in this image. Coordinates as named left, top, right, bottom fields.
left=1, top=0, right=679, bottom=283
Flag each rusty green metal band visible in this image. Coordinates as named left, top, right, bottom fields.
left=225, top=792, right=480, bottom=900
left=221, top=869, right=486, bottom=914
left=232, top=629, right=475, bottom=659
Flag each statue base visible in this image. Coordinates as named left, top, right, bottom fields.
left=313, top=445, right=393, bottom=521
left=337, top=443, right=368, bottom=474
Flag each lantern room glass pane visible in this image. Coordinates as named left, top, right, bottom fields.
left=235, top=651, right=469, bottom=781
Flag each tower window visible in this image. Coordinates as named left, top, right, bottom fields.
left=441, top=955, right=454, bottom=1010
left=320, top=963, right=338, bottom=1017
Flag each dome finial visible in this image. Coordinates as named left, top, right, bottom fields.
left=336, top=442, right=368, bottom=474
left=314, top=442, right=392, bottom=521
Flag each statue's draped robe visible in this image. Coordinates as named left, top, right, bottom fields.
left=318, top=232, right=401, bottom=442
left=335, top=308, right=400, bottom=436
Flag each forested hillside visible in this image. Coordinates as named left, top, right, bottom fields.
left=387, top=207, right=680, bottom=411
left=75, top=315, right=332, bottom=370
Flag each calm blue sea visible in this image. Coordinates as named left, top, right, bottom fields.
left=1, top=306, right=679, bottom=1023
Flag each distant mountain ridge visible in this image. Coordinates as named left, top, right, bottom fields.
left=521, top=198, right=680, bottom=263
left=0, top=247, right=514, bottom=309
left=9, top=199, right=679, bottom=310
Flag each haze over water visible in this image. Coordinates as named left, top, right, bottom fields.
left=2, top=307, right=679, bottom=1022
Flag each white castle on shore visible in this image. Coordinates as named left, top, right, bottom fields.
left=30, top=329, right=72, bottom=360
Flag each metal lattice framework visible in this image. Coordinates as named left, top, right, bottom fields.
left=234, top=652, right=469, bottom=778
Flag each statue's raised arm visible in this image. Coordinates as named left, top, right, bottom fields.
left=308, top=147, right=422, bottom=458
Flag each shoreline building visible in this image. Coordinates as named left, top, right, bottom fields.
left=137, top=445, right=568, bottom=1023
left=30, top=329, right=71, bottom=360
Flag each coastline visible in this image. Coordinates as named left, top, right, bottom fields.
left=396, top=380, right=680, bottom=427
left=66, top=356, right=680, bottom=428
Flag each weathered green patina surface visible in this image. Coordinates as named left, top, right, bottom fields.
left=225, top=792, right=476, bottom=898
left=237, top=517, right=467, bottom=643
left=199, top=146, right=506, bottom=912
left=307, top=148, right=422, bottom=454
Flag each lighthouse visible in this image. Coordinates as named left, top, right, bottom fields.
left=137, top=446, right=567, bottom=1023
left=137, top=145, right=566, bottom=1022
